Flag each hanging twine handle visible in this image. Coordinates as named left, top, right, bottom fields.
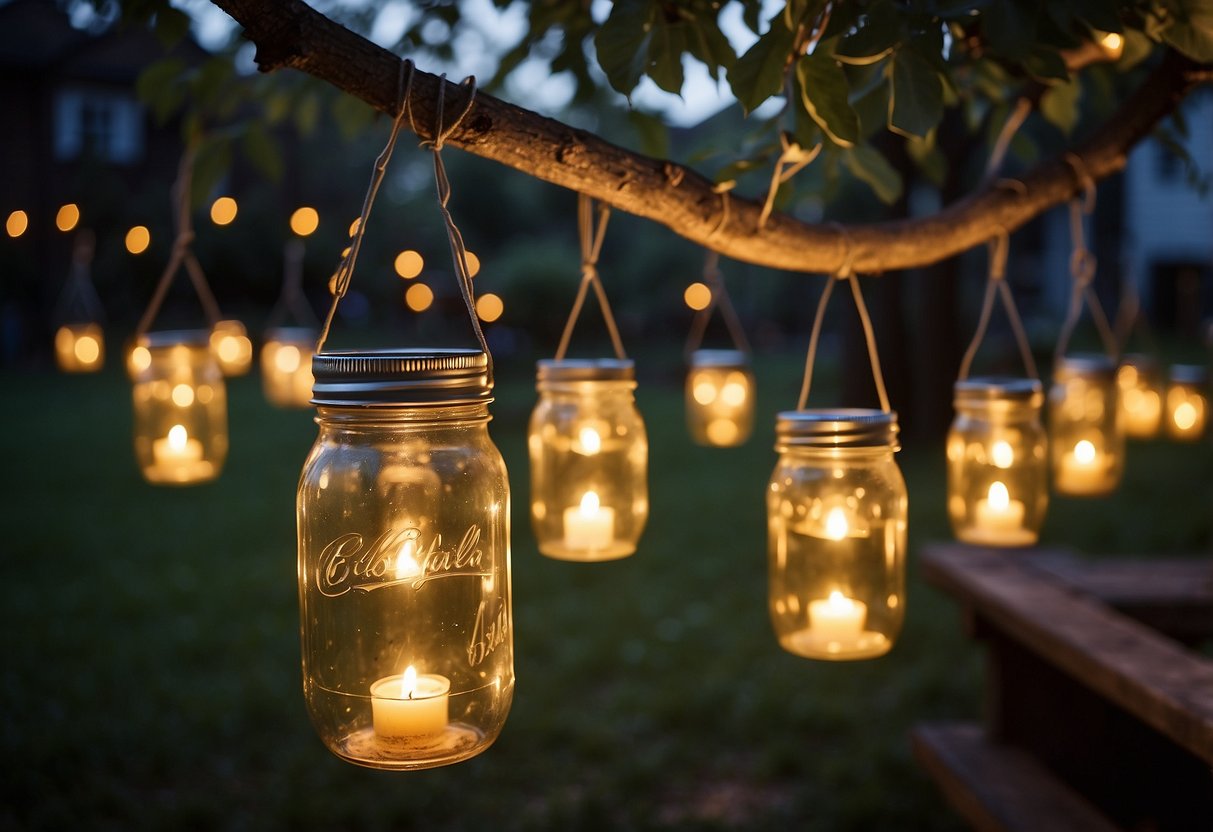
left=553, top=193, right=627, bottom=361
left=135, top=142, right=223, bottom=337
left=1054, top=154, right=1118, bottom=364
left=267, top=239, right=319, bottom=329
left=55, top=230, right=106, bottom=322
left=796, top=233, right=891, bottom=413
left=957, top=228, right=1039, bottom=381
left=683, top=249, right=752, bottom=359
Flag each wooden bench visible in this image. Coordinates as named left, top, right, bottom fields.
left=914, top=544, right=1213, bottom=831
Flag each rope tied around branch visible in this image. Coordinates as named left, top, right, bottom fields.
left=957, top=228, right=1039, bottom=381
left=758, top=133, right=821, bottom=230
left=554, top=194, right=627, bottom=361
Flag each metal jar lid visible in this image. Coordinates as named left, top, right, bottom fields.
left=536, top=358, right=636, bottom=384
left=775, top=408, right=900, bottom=449
left=1169, top=363, right=1209, bottom=385
left=953, top=377, right=1043, bottom=408
left=1054, top=353, right=1117, bottom=382
left=688, top=349, right=750, bottom=369
left=311, top=348, right=492, bottom=406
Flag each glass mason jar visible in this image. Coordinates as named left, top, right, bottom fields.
left=298, top=348, right=513, bottom=770
left=529, top=359, right=648, bottom=561
left=1117, top=354, right=1162, bottom=439
left=262, top=326, right=317, bottom=408
left=947, top=378, right=1048, bottom=547
left=210, top=319, right=253, bottom=376
left=686, top=349, right=755, bottom=447
left=767, top=410, right=907, bottom=661
left=54, top=322, right=104, bottom=373
left=1049, top=354, right=1123, bottom=497
left=131, top=330, right=228, bottom=485
left=1165, top=364, right=1208, bottom=441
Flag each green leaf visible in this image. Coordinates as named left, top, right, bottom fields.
left=648, top=20, right=686, bottom=94
left=1162, top=0, right=1213, bottom=61
left=844, top=144, right=903, bottom=204
left=241, top=123, right=283, bottom=183
left=684, top=11, right=735, bottom=78
left=727, top=21, right=794, bottom=114
left=136, top=58, right=186, bottom=124
left=796, top=49, right=860, bottom=148
left=836, top=0, right=901, bottom=65
left=907, top=134, right=947, bottom=187
left=888, top=48, right=942, bottom=139
left=1041, top=77, right=1082, bottom=135
left=594, top=0, right=654, bottom=98
left=1022, top=47, right=1070, bottom=82
left=1118, top=29, right=1154, bottom=71
left=628, top=110, right=669, bottom=158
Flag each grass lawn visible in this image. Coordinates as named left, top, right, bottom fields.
left=1, top=346, right=1209, bottom=830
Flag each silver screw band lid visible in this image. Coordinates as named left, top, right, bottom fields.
left=311, top=348, right=492, bottom=406
left=775, top=408, right=899, bottom=449
left=536, top=358, right=635, bottom=384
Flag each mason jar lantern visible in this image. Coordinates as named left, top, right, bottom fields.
left=54, top=322, right=105, bottom=373
left=131, top=330, right=228, bottom=485
left=686, top=349, right=755, bottom=447
left=263, top=326, right=317, bottom=408
left=947, top=378, right=1048, bottom=546
left=529, top=359, right=648, bottom=561
left=1117, top=354, right=1162, bottom=439
left=210, top=319, right=253, bottom=376
left=298, top=348, right=513, bottom=770
left=767, top=410, right=906, bottom=661
left=1049, top=354, right=1123, bottom=496
left=1165, top=364, right=1208, bottom=441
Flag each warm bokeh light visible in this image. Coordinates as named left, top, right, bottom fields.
left=684, top=282, right=712, bottom=311
left=56, top=203, right=80, bottom=232
left=1100, top=31, right=1124, bottom=56
left=465, top=251, right=481, bottom=278
left=126, top=225, right=151, bottom=255
left=476, top=292, right=504, bottom=323
left=405, top=283, right=434, bottom=312
left=6, top=210, right=28, bottom=238
left=348, top=218, right=361, bottom=237
left=210, top=197, right=238, bottom=226
left=290, top=206, right=319, bottom=237
left=395, top=249, right=424, bottom=279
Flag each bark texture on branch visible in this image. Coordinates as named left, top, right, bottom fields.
left=211, top=0, right=1206, bottom=275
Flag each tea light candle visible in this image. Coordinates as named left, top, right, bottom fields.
left=1056, top=439, right=1107, bottom=494
left=563, top=490, right=615, bottom=551
left=370, top=666, right=450, bottom=738
left=966, top=481, right=1034, bottom=546
left=153, top=424, right=203, bottom=466
left=808, top=591, right=867, bottom=644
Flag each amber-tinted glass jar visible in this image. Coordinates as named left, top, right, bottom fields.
left=1117, top=354, right=1162, bottom=439
left=1049, top=354, right=1123, bottom=496
left=528, top=359, right=648, bottom=561
left=263, top=326, right=317, bottom=408
left=1165, top=364, right=1208, bottom=441
left=55, top=322, right=104, bottom=373
left=298, top=349, right=513, bottom=770
left=131, top=330, right=227, bottom=485
left=768, top=410, right=906, bottom=661
left=685, top=349, right=755, bottom=447
left=210, top=320, right=253, bottom=377
left=947, top=378, right=1048, bottom=546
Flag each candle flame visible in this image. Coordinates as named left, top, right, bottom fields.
left=395, top=538, right=421, bottom=580
left=401, top=665, right=418, bottom=699
left=1174, top=401, right=1198, bottom=431
left=827, top=590, right=855, bottom=611
left=1100, top=31, right=1123, bottom=54
left=721, top=380, right=747, bottom=407
left=824, top=508, right=849, bottom=541
left=168, top=424, right=188, bottom=452
left=578, top=426, right=602, bottom=455
left=991, top=441, right=1014, bottom=469
left=1074, top=439, right=1096, bottom=465
left=579, top=490, right=600, bottom=515
left=988, top=481, right=1010, bottom=511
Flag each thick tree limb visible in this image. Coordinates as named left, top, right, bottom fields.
left=211, top=0, right=1206, bottom=275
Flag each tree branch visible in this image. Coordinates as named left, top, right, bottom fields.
left=211, top=0, right=1207, bottom=275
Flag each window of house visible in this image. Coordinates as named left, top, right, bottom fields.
left=54, top=88, right=144, bottom=165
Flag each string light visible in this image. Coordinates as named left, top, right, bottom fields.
left=125, top=225, right=151, bottom=255
left=395, top=250, right=424, bottom=279
left=465, top=251, right=481, bottom=278
left=684, top=282, right=712, bottom=311
left=290, top=207, right=319, bottom=237
left=6, top=210, right=28, bottom=238
left=56, top=204, right=80, bottom=232
left=476, top=293, right=503, bottom=323
left=405, top=283, right=434, bottom=312
left=210, top=197, right=238, bottom=226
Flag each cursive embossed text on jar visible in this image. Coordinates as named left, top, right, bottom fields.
left=317, top=525, right=487, bottom=597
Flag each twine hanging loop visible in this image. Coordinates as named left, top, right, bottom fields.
left=957, top=228, right=1039, bottom=381
left=553, top=194, right=627, bottom=361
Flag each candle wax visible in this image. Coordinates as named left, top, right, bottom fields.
left=370, top=671, right=451, bottom=738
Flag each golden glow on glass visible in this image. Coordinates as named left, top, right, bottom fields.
left=476, top=293, right=503, bottom=323
left=824, top=507, right=850, bottom=541
left=275, top=344, right=301, bottom=373
left=395, top=250, right=424, bottom=279
left=290, top=207, right=319, bottom=237
left=125, top=225, right=150, bottom=254
left=55, top=324, right=105, bottom=372
left=990, top=440, right=1014, bottom=469
left=578, top=426, right=601, bottom=455
left=210, top=197, right=237, bottom=226
left=1073, top=439, right=1096, bottom=465
left=405, top=283, right=434, bottom=312
left=5, top=210, right=28, bottom=238
left=56, top=203, right=80, bottom=232
left=171, top=383, right=195, bottom=407
left=129, top=345, right=151, bottom=373
left=684, top=282, right=712, bottom=311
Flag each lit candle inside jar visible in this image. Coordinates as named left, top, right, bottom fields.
left=967, top=481, right=1034, bottom=546
left=1057, top=438, right=1107, bottom=494
left=562, top=490, right=615, bottom=551
left=153, top=424, right=203, bottom=467
left=808, top=590, right=867, bottom=644
left=370, top=665, right=451, bottom=738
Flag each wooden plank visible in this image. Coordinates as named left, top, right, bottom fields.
left=921, top=543, right=1213, bottom=764
left=1022, top=552, right=1213, bottom=639
left=911, top=722, right=1118, bottom=832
